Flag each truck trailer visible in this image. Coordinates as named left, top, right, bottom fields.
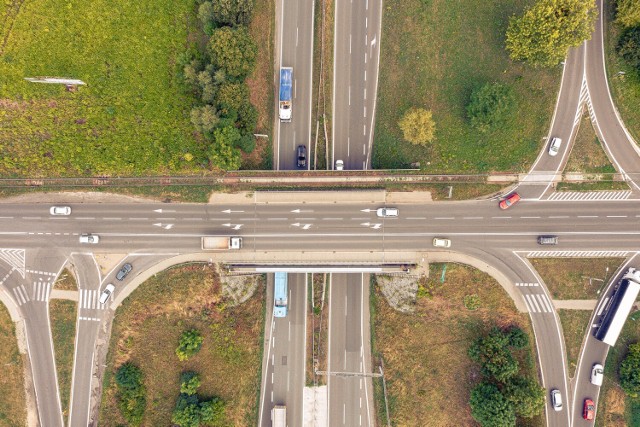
left=201, top=236, right=243, bottom=250
left=272, top=405, right=286, bottom=427
left=279, top=67, right=292, bottom=122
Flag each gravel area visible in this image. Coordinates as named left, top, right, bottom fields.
left=376, top=274, right=419, bottom=313
left=221, top=274, right=262, bottom=306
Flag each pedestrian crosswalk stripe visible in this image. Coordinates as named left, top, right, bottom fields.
left=524, top=293, right=553, bottom=313
left=547, top=191, right=632, bottom=201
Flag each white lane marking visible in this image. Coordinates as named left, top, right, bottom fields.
left=464, top=217, right=483, bottom=220
left=434, top=217, right=454, bottom=220
left=549, top=216, right=569, bottom=219
left=75, top=217, right=96, bottom=220
left=607, top=215, right=627, bottom=218
left=521, top=216, right=541, bottom=219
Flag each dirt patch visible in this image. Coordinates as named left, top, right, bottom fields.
left=93, top=254, right=128, bottom=276
left=54, top=268, right=78, bottom=291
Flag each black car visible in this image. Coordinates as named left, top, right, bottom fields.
left=297, top=145, right=307, bottom=168
left=116, top=263, right=132, bottom=281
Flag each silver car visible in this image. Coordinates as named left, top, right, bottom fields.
left=548, top=137, right=562, bottom=156
left=551, top=389, right=563, bottom=411
left=79, top=234, right=100, bottom=244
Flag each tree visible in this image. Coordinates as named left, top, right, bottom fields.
left=176, top=330, right=204, bottom=361
left=616, top=0, right=640, bottom=28
left=506, top=326, right=529, bottom=349
left=469, top=328, right=519, bottom=382
left=180, top=372, right=202, bottom=396
left=209, top=26, right=257, bottom=79
left=506, top=0, right=598, bottom=67
left=466, top=83, right=514, bottom=132
left=503, top=376, right=545, bottom=418
left=469, top=382, right=516, bottom=427
left=200, top=398, right=225, bottom=424
left=208, top=127, right=242, bottom=170
left=217, top=81, right=250, bottom=115
left=190, top=105, right=220, bottom=134
left=617, top=26, right=640, bottom=72
left=398, top=108, right=436, bottom=146
left=620, top=342, right=640, bottom=397
left=115, top=363, right=146, bottom=426
left=172, top=395, right=202, bottom=427
left=213, top=0, right=254, bottom=27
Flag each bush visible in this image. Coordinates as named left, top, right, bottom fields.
left=506, top=326, right=529, bottom=349
left=620, top=342, right=640, bottom=397
left=180, top=372, right=201, bottom=396
left=468, top=327, right=518, bottom=382
left=115, top=363, right=146, bottom=426
left=617, top=26, right=640, bottom=73
left=190, top=105, right=220, bottom=134
left=469, top=382, right=516, bottom=427
left=466, top=83, right=514, bottom=132
left=398, top=108, right=436, bottom=146
left=208, top=26, right=257, bottom=80
left=176, top=330, right=204, bottom=361
left=503, top=376, right=545, bottom=418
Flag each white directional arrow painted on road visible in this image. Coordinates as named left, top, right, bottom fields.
left=292, top=223, right=312, bottom=229
left=153, top=223, right=174, bottom=230
left=291, top=209, right=313, bottom=213
left=360, top=209, right=373, bottom=213
left=223, top=223, right=243, bottom=230
left=361, top=222, right=382, bottom=229
left=371, top=223, right=382, bottom=229
left=153, top=209, right=176, bottom=213
left=222, top=209, right=244, bottom=213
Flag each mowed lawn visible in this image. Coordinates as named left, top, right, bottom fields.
left=0, top=0, right=201, bottom=176
left=99, top=264, right=264, bottom=426
left=373, top=0, right=560, bottom=172
left=372, top=264, right=542, bottom=426
left=0, top=303, right=26, bottom=425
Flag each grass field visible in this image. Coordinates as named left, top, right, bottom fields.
left=565, top=114, right=617, bottom=174
left=596, top=311, right=640, bottom=426
left=558, top=310, right=592, bottom=376
left=49, top=300, right=77, bottom=424
left=99, top=263, right=263, bottom=426
left=0, top=303, right=26, bottom=426
left=372, top=263, right=542, bottom=426
left=373, top=0, right=560, bottom=172
left=530, top=258, right=625, bottom=299
left=605, top=2, right=640, bottom=146
left=0, top=0, right=203, bottom=176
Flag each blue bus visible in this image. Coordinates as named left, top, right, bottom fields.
left=274, top=272, right=288, bottom=318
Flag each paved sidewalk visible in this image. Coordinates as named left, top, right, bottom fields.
left=50, top=289, right=79, bottom=301
left=552, top=300, right=598, bottom=310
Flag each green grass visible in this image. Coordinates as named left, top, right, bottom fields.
left=530, top=258, right=624, bottom=300
left=558, top=310, right=592, bottom=377
left=605, top=2, right=640, bottom=146
left=371, top=263, right=542, bottom=426
left=0, top=0, right=204, bottom=176
left=0, top=303, right=26, bottom=426
left=99, top=263, right=264, bottom=426
left=565, top=114, right=619, bottom=174
left=373, top=0, right=560, bottom=172
left=49, top=300, right=77, bottom=424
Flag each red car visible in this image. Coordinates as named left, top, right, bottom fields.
left=499, top=192, right=521, bottom=210
left=583, top=398, right=595, bottom=420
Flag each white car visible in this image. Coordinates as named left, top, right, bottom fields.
left=49, top=206, right=71, bottom=216
left=99, top=283, right=115, bottom=304
left=335, top=160, right=344, bottom=171
left=79, top=234, right=100, bottom=244
left=590, top=363, right=604, bottom=386
left=433, top=237, right=451, bottom=248
left=551, top=389, right=563, bottom=411
left=548, top=137, right=562, bottom=156
left=376, top=207, right=399, bottom=218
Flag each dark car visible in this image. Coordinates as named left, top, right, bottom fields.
left=297, top=145, right=307, bottom=168
left=583, top=398, right=595, bottom=421
left=499, top=192, right=521, bottom=210
left=116, top=263, right=132, bottom=281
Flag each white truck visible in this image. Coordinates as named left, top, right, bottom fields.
left=279, top=67, right=292, bottom=122
left=272, top=405, right=286, bottom=427
left=201, top=236, right=243, bottom=250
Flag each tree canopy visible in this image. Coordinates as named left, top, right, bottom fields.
left=504, top=376, right=546, bottom=418
left=209, top=26, right=257, bottom=79
left=468, top=327, right=519, bottom=382
left=506, top=0, right=598, bottom=67
left=466, top=83, right=515, bottom=132
left=398, top=108, right=436, bottom=146
left=617, top=26, right=640, bottom=73
left=616, top=0, right=640, bottom=28
left=470, top=382, right=517, bottom=427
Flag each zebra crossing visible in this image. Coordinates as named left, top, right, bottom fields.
left=527, top=250, right=629, bottom=258
left=79, top=289, right=110, bottom=310
left=11, top=280, right=52, bottom=306
left=523, top=293, right=553, bottom=314
left=547, top=190, right=633, bottom=201
left=516, top=282, right=539, bottom=287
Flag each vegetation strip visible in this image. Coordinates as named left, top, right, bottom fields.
left=49, top=300, right=78, bottom=424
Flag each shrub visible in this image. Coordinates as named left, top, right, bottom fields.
left=620, top=342, right=640, bottom=397
left=176, top=330, right=204, bottom=361
left=180, top=372, right=202, bottom=396
left=616, top=0, right=640, bottom=28
left=469, top=327, right=519, bottom=382
left=208, top=26, right=257, bottom=79
left=398, top=108, right=436, bottom=146
left=503, top=376, right=545, bottom=418
left=115, top=363, right=146, bottom=426
left=190, top=105, right=220, bottom=134
left=617, top=26, right=640, bottom=73
left=469, top=382, right=516, bottom=427
left=507, top=326, right=529, bottom=349
left=466, top=83, right=514, bottom=132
